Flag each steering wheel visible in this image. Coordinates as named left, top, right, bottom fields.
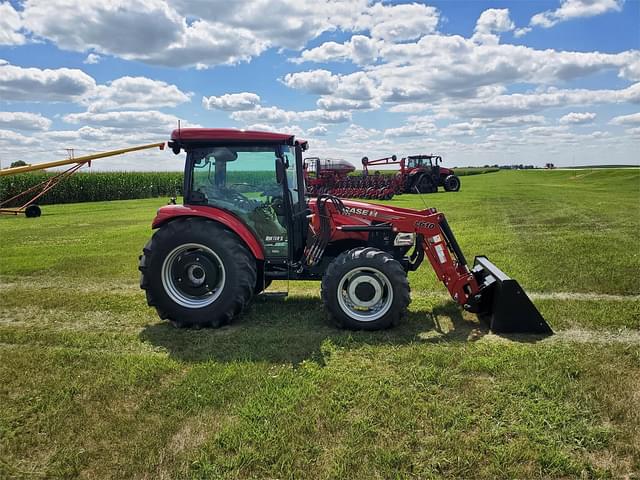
left=203, top=185, right=257, bottom=211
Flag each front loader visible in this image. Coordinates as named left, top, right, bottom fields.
left=139, top=128, right=551, bottom=335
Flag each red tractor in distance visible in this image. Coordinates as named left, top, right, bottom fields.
left=139, top=128, right=551, bottom=335
left=362, top=154, right=461, bottom=194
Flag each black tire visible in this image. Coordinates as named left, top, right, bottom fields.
left=321, top=247, right=410, bottom=330
left=24, top=205, right=41, bottom=218
left=139, top=217, right=256, bottom=328
left=443, top=175, right=461, bottom=192
left=414, top=175, right=437, bottom=194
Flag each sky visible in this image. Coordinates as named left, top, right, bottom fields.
left=0, top=0, right=638, bottom=171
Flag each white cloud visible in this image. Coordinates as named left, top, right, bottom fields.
left=610, top=112, right=640, bottom=125
left=307, top=125, right=328, bottom=136
left=524, top=125, right=570, bottom=136
left=625, top=126, right=640, bottom=138
left=531, top=0, right=624, bottom=28
left=84, top=53, right=101, bottom=64
left=438, top=121, right=480, bottom=137
left=84, top=76, right=192, bottom=112
left=231, top=105, right=351, bottom=125
left=444, top=83, right=640, bottom=118
left=21, top=0, right=267, bottom=68
left=202, top=92, right=261, bottom=111
left=18, top=0, right=377, bottom=69
left=316, top=97, right=378, bottom=111
left=0, top=59, right=97, bottom=102
left=472, top=9, right=514, bottom=45
left=378, top=36, right=640, bottom=97
left=62, top=110, right=187, bottom=133
left=286, top=34, right=640, bottom=117
left=514, top=27, right=532, bottom=38
left=293, top=35, right=380, bottom=66
left=559, top=112, right=596, bottom=124
left=0, top=2, right=25, bottom=45
left=384, top=118, right=436, bottom=138
left=284, top=70, right=379, bottom=110
left=172, top=0, right=369, bottom=50
left=23, top=0, right=183, bottom=56
left=0, top=129, right=38, bottom=145
left=340, top=124, right=380, bottom=142
left=0, top=111, right=52, bottom=131
left=282, top=70, right=339, bottom=95
left=360, top=2, right=440, bottom=42
left=489, top=115, right=547, bottom=127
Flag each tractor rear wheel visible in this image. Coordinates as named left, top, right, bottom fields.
left=321, top=247, right=410, bottom=330
left=139, top=217, right=256, bottom=328
left=414, top=174, right=436, bottom=194
left=444, top=175, right=461, bottom=192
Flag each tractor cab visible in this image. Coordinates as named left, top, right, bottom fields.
left=404, top=155, right=443, bottom=193
left=405, top=155, right=441, bottom=170
left=168, top=129, right=308, bottom=260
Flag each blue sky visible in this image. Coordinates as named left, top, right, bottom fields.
left=0, top=0, right=638, bottom=170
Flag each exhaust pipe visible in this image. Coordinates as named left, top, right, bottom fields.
left=470, top=256, right=553, bottom=335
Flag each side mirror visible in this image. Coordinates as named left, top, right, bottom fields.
left=276, top=157, right=287, bottom=185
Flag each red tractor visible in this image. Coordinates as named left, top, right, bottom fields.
left=362, top=154, right=461, bottom=194
left=139, top=128, right=551, bottom=334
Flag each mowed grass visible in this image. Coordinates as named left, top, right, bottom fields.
left=0, top=169, right=639, bottom=479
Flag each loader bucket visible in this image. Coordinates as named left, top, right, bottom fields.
left=471, top=256, right=553, bottom=335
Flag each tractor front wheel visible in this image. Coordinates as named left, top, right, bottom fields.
left=443, top=175, right=461, bottom=192
left=139, top=218, right=256, bottom=328
left=321, top=248, right=410, bottom=330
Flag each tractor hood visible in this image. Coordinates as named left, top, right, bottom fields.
left=439, top=166, right=454, bottom=176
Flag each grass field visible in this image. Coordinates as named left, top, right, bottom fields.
left=1, top=169, right=639, bottom=479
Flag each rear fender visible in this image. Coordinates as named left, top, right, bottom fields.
left=152, top=204, right=265, bottom=260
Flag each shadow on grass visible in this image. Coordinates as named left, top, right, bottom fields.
left=139, top=296, right=547, bottom=364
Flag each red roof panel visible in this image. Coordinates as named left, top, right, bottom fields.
left=171, top=128, right=295, bottom=143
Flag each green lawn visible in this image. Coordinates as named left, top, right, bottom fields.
left=1, top=169, right=639, bottom=479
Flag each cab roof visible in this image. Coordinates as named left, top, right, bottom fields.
left=170, top=128, right=307, bottom=149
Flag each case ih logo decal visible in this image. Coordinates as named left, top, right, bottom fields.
left=343, top=207, right=379, bottom=217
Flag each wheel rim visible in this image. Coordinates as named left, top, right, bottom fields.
left=161, top=243, right=225, bottom=308
left=336, top=267, right=393, bottom=322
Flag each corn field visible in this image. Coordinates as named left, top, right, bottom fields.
left=0, top=171, right=184, bottom=206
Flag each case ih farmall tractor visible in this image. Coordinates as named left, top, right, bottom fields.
left=139, top=129, right=551, bottom=334
left=361, top=154, right=461, bottom=194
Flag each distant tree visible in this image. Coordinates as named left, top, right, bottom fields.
left=10, top=160, right=27, bottom=168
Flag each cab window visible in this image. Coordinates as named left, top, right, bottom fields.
left=189, top=146, right=289, bottom=257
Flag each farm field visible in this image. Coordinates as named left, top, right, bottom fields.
left=0, top=169, right=639, bottom=478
